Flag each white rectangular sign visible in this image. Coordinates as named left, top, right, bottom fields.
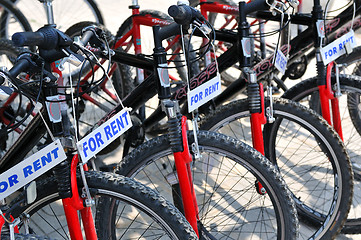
left=187, top=73, right=221, bottom=113
left=77, top=108, right=132, bottom=163
left=321, top=30, right=357, bottom=65
left=274, top=49, right=288, bottom=75
left=0, top=139, right=66, bottom=200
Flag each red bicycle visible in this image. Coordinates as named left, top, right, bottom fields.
left=0, top=25, right=197, bottom=239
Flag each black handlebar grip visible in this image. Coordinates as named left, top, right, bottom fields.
left=9, top=58, right=31, bottom=78
left=244, top=0, right=274, bottom=15
left=168, top=5, right=193, bottom=25
left=12, top=27, right=59, bottom=50
left=12, top=32, right=45, bottom=48
left=168, top=5, right=204, bottom=25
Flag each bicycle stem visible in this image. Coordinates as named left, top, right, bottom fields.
left=41, top=0, right=55, bottom=26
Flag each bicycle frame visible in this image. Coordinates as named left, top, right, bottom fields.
left=0, top=59, right=99, bottom=239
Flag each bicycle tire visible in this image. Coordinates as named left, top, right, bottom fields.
left=8, top=0, right=103, bottom=32
left=117, top=131, right=298, bottom=239
left=0, top=0, right=32, bottom=39
left=282, top=74, right=361, bottom=235
left=345, top=48, right=361, bottom=138
left=199, top=98, right=353, bottom=239
left=6, top=171, right=197, bottom=239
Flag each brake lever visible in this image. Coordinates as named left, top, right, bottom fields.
left=58, top=47, right=85, bottom=70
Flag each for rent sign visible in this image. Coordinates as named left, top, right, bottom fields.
left=321, top=30, right=356, bottom=65
left=77, top=108, right=132, bottom=163
left=0, top=139, right=66, bottom=200
left=187, top=73, right=221, bottom=113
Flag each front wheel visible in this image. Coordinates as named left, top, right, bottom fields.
left=282, top=75, right=361, bottom=234
left=200, top=98, right=353, bottom=239
left=7, top=171, right=198, bottom=239
left=117, top=131, right=298, bottom=239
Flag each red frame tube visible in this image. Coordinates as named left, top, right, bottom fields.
left=200, top=2, right=239, bottom=16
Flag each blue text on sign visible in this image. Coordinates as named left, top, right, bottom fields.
left=188, top=73, right=221, bottom=113
left=274, top=49, right=288, bottom=75
left=321, top=30, right=357, bottom=65
left=0, top=140, right=66, bottom=200
left=77, top=108, right=132, bottom=163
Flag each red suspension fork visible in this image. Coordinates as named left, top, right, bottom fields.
left=173, top=116, right=199, bottom=236
left=62, top=155, right=97, bottom=240
left=318, top=62, right=343, bottom=140
left=249, top=83, right=267, bottom=195
left=250, top=84, right=267, bottom=155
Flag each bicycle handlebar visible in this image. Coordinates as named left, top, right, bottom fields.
left=155, top=5, right=203, bottom=41
left=12, top=27, right=73, bottom=50
left=168, top=4, right=205, bottom=25
left=12, top=32, right=45, bottom=49
left=0, top=53, right=35, bottom=86
left=9, top=57, right=31, bottom=78
left=168, top=0, right=273, bottom=26
left=4, top=26, right=101, bottom=85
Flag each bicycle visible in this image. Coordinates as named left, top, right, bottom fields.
left=0, top=25, right=198, bottom=239
left=257, top=0, right=361, bottom=234
left=104, top=1, right=353, bottom=239
left=9, top=3, right=300, bottom=239
left=64, top=0, right=201, bottom=125
left=57, top=1, right=357, bottom=237
left=122, top=0, right=351, bottom=239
